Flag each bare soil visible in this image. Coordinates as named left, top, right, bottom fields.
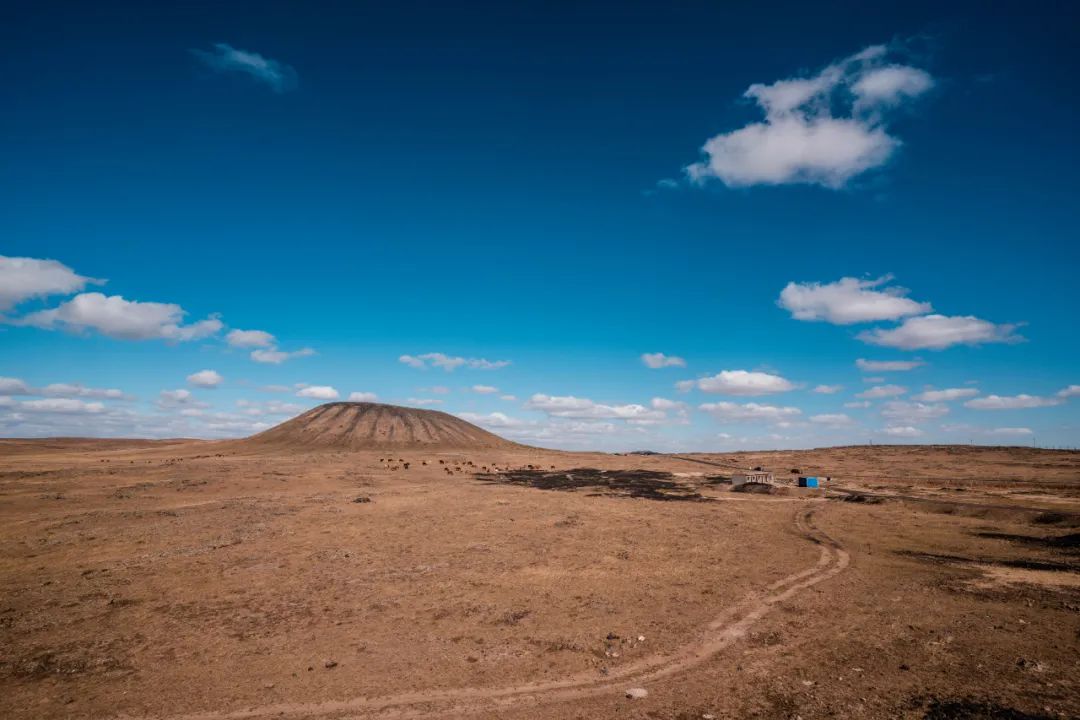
left=1, top=440, right=1078, bottom=719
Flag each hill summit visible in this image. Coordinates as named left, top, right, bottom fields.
left=244, top=402, right=517, bottom=451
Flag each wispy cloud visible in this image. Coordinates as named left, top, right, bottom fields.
left=856, top=358, right=925, bottom=372
left=187, top=369, right=223, bottom=389
left=192, top=44, right=297, bottom=93
left=859, top=314, right=1024, bottom=350
left=525, top=393, right=667, bottom=424
left=251, top=347, right=316, bottom=364
left=699, top=401, right=802, bottom=423
left=399, top=353, right=510, bottom=371
left=641, top=352, right=686, bottom=369
left=964, top=394, right=1062, bottom=410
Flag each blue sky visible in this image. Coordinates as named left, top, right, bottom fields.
left=1, top=1, right=1078, bottom=450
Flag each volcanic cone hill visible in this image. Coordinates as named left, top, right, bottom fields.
left=243, top=402, right=519, bottom=451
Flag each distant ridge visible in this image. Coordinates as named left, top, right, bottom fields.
left=242, top=402, right=518, bottom=451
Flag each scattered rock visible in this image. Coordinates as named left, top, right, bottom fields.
left=625, top=687, right=648, bottom=700
left=324, top=660, right=337, bottom=669
left=353, top=496, right=372, bottom=504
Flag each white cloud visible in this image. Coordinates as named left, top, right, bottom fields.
left=650, top=397, right=690, bottom=424
left=691, top=370, right=795, bottom=396
left=407, top=397, right=443, bottom=406
left=642, top=352, right=687, bottom=369
left=0, top=255, right=103, bottom=311
left=809, top=413, right=853, bottom=426
left=0, top=399, right=276, bottom=440
left=191, top=43, right=297, bottom=93
left=852, top=65, right=934, bottom=107
left=685, top=44, right=932, bottom=189
left=457, top=411, right=526, bottom=428
left=19, top=398, right=106, bottom=414
left=988, top=427, right=1034, bottom=436
left=472, top=385, right=499, bottom=394
left=698, top=401, right=802, bottom=423
left=856, top=358, right=925, bottom=372
left=525, top=394, right=667, bottom=423
left=296, top=386, right=339, bottom=400
left=18, top=293, right=222, bottom=342
left=226, top=329, right=276, bottom=348
left=862, top=376, right=886, bottom=383
left=964, top=394, right=1063, bottom=410
left=880, top=401, right=948, bottom=424
left=1057, top=385, right=1080, bottom=398
left=812, top=384, right=843, bottom=394
left=187, top=369, right=223, bottom=389
left=160, top=389, right=192, bottom=403
left=859, top=314, right=1024, bottom=350
left=41, top=383, right=129, bottom=400
left=0, top=377, right=33, bottom=395
left=779, top=276, right=931, bottom=325
left=675, top=379, right=696, bottom=393
left=235, top=399, right=305, bottom=416
left=499, top=394, right=517, bottom=401
left=157, top=389, right=203, bottom=409
left=399, top=353, right=510, bottom=371
left=881, top=425, right=923, bottom=437
left=250, top=347, right=315, bottom=364
left=844, top=401, right=872, bottom=409
left=912, top=387, right=979, bottom=402
left=857, top=384, right=907, bottom=399
left=348, top=391, right=378, bottom=402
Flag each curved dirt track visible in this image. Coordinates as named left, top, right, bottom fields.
left=124, top=503, right=849, bottom=720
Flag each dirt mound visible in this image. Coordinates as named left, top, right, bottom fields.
left=242, top=402, right=519, bottom=451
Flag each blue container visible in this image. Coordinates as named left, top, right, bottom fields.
left=806, top=477, right=819, bottom=488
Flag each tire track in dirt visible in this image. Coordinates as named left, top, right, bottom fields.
left=122, top=504, right=849, bottom=720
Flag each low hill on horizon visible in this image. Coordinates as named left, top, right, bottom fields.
left=241, top=401, right=520, bottom=451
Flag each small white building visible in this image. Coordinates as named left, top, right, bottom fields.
left=731, top=471, right=775, bottom=487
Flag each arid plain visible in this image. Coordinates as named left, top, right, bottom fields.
left=2, top=403, right=1078, bottom=719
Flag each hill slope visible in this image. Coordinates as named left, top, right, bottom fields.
left=243, top=402, right=518, bottom=451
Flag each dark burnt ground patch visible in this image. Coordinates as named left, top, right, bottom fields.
left=909, top=695, right=1057, bottom=719
left=474, top=468, right=710, bottom=502
left=973, top=531, right=1080, bottom=552
left=1031, top=511, right=1073, bottom=526
left=896, top=550, right=1080, bottom=574
left=703, top=474, right=731, bottom=485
